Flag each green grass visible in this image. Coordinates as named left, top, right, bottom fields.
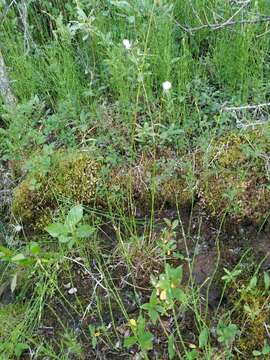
left=0, top=0, right=270, bottom=359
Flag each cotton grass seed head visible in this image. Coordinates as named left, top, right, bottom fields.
left=123, top=39, right=132, bottom=50
left=162, top=81, right=172, bottom=92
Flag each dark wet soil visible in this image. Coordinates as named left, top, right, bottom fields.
left=1, top=199, right=270, bottom=359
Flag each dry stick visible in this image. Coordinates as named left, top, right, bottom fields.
left=17, top=0, right=35, bottom=54
left=0, top=49, right=17, bottom=107
left=176, top=16, right=270, bottom=33
left=222, top=102, right=270, bottom=111
left=63, top=256, right=107, bottom=291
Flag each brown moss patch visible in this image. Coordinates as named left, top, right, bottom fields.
left=199, top=129, right=270, bottom=224
left=109, top=153, right=194, bottom=214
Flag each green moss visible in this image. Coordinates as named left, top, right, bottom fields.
left=12, top=151, right=99, bottom=229
left=200, top=129, right=270, bottom=224
left=228, top=273, right=270, bottom=357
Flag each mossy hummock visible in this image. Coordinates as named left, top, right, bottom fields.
left=12, top=151, right=99, bottom=229
left=200, top=129, right=270, bottom=224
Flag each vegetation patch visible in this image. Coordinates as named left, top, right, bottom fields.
left=200, top=128, right=270, bottom=224
left=12, top=150, right=99, bottom=229
left=1, top=0, right=270, bottom=358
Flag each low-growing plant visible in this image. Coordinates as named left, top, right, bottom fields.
left=45, top=204, right=96, bottom=249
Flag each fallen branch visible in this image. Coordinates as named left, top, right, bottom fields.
left=0, top=48, right=17, bottom=107
left=222, top=103, right=270, bottom=112
left=176, top=16, right=270, bottom=33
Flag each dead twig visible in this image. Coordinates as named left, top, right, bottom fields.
left=0, top=48, right=17, bottom=107
left=176, top=16, right=270, bottom=33
left=222, top=103, right=270, bottom=112
left=63, top=256, right=107, bottom=291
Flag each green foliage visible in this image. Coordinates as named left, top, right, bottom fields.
left=0, top=97, right=46, bottom=161
left=45, top=204, right=95, bottom=248
left=124, top=315, right=154, bottom=352
left=217, top=321, right=240, bottom=348
left=253, top=342, right=270, bottom=357
left=1, top=1, right=270, bottom=359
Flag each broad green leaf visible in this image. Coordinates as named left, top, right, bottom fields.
left=124, top=336, right=137, bottom=348
left=45, top=223, right=68, bottom=238
left=199, top=327, right=209, bottom=348
left=172, top=288, right=186, bottom=302
left=76, top=224, right=95, bottom=238
left=65, top=205, right=83, bottom=230
left=139, top=331, right=153, bottom=351
left=141, top=303, right=151, bottom=311
left=29, top=242, right=41, bottom=255
left=168, top=334, right=175, bottom=359
left=14, top=343, right=29, bottom=358
left=249, top=275, right=257, bottom=289
left=264, top=272, right=270, bottom=290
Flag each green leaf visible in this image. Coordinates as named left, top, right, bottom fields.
left=249, top=275, right=257, bottom=289
left=185, top=349, right=199, bottom=360
left=172, top=288, right=186, bottom=302
left=262, top=344, right=270, bottom=354
left=76, top=224, right=96, bottom=238
left=29, top=242, right=41, bottom=255
left=264, top=272, right=270, bottom=290
left=168, top=334, right=176, bottom=359
left=0, top=246, right=12, bottom=257
left=148, top=309, right=159, bottom=324
left=171, top=219, right=179, bottom=230
left=58, top=235, right=72, bottom=244
left=137, top=315, right=146, bottom=336
left=199, top=327, right=209, bottom=348
left=45, top=223, right=68, bottom=238
left=14, top=343, right=29, bottom=358
left=217, top=322, right=239, bottom=346
left=89, top=325, right=98, bottom=349
left=11, top=253, right=25, bottom=262
left=139, top=331, right=153, bottom=351
left=124, top=336, right=137, bottom=348
left=65, top=205, right=83, bottom=230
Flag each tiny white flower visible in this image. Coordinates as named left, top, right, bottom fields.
left=123, top=39, right=132, bottom=50
left=162, top=81, right=172, bottom=92
left=14, top=225, right=22, bottom=233
left=68, top=287, right=78, bottom=295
